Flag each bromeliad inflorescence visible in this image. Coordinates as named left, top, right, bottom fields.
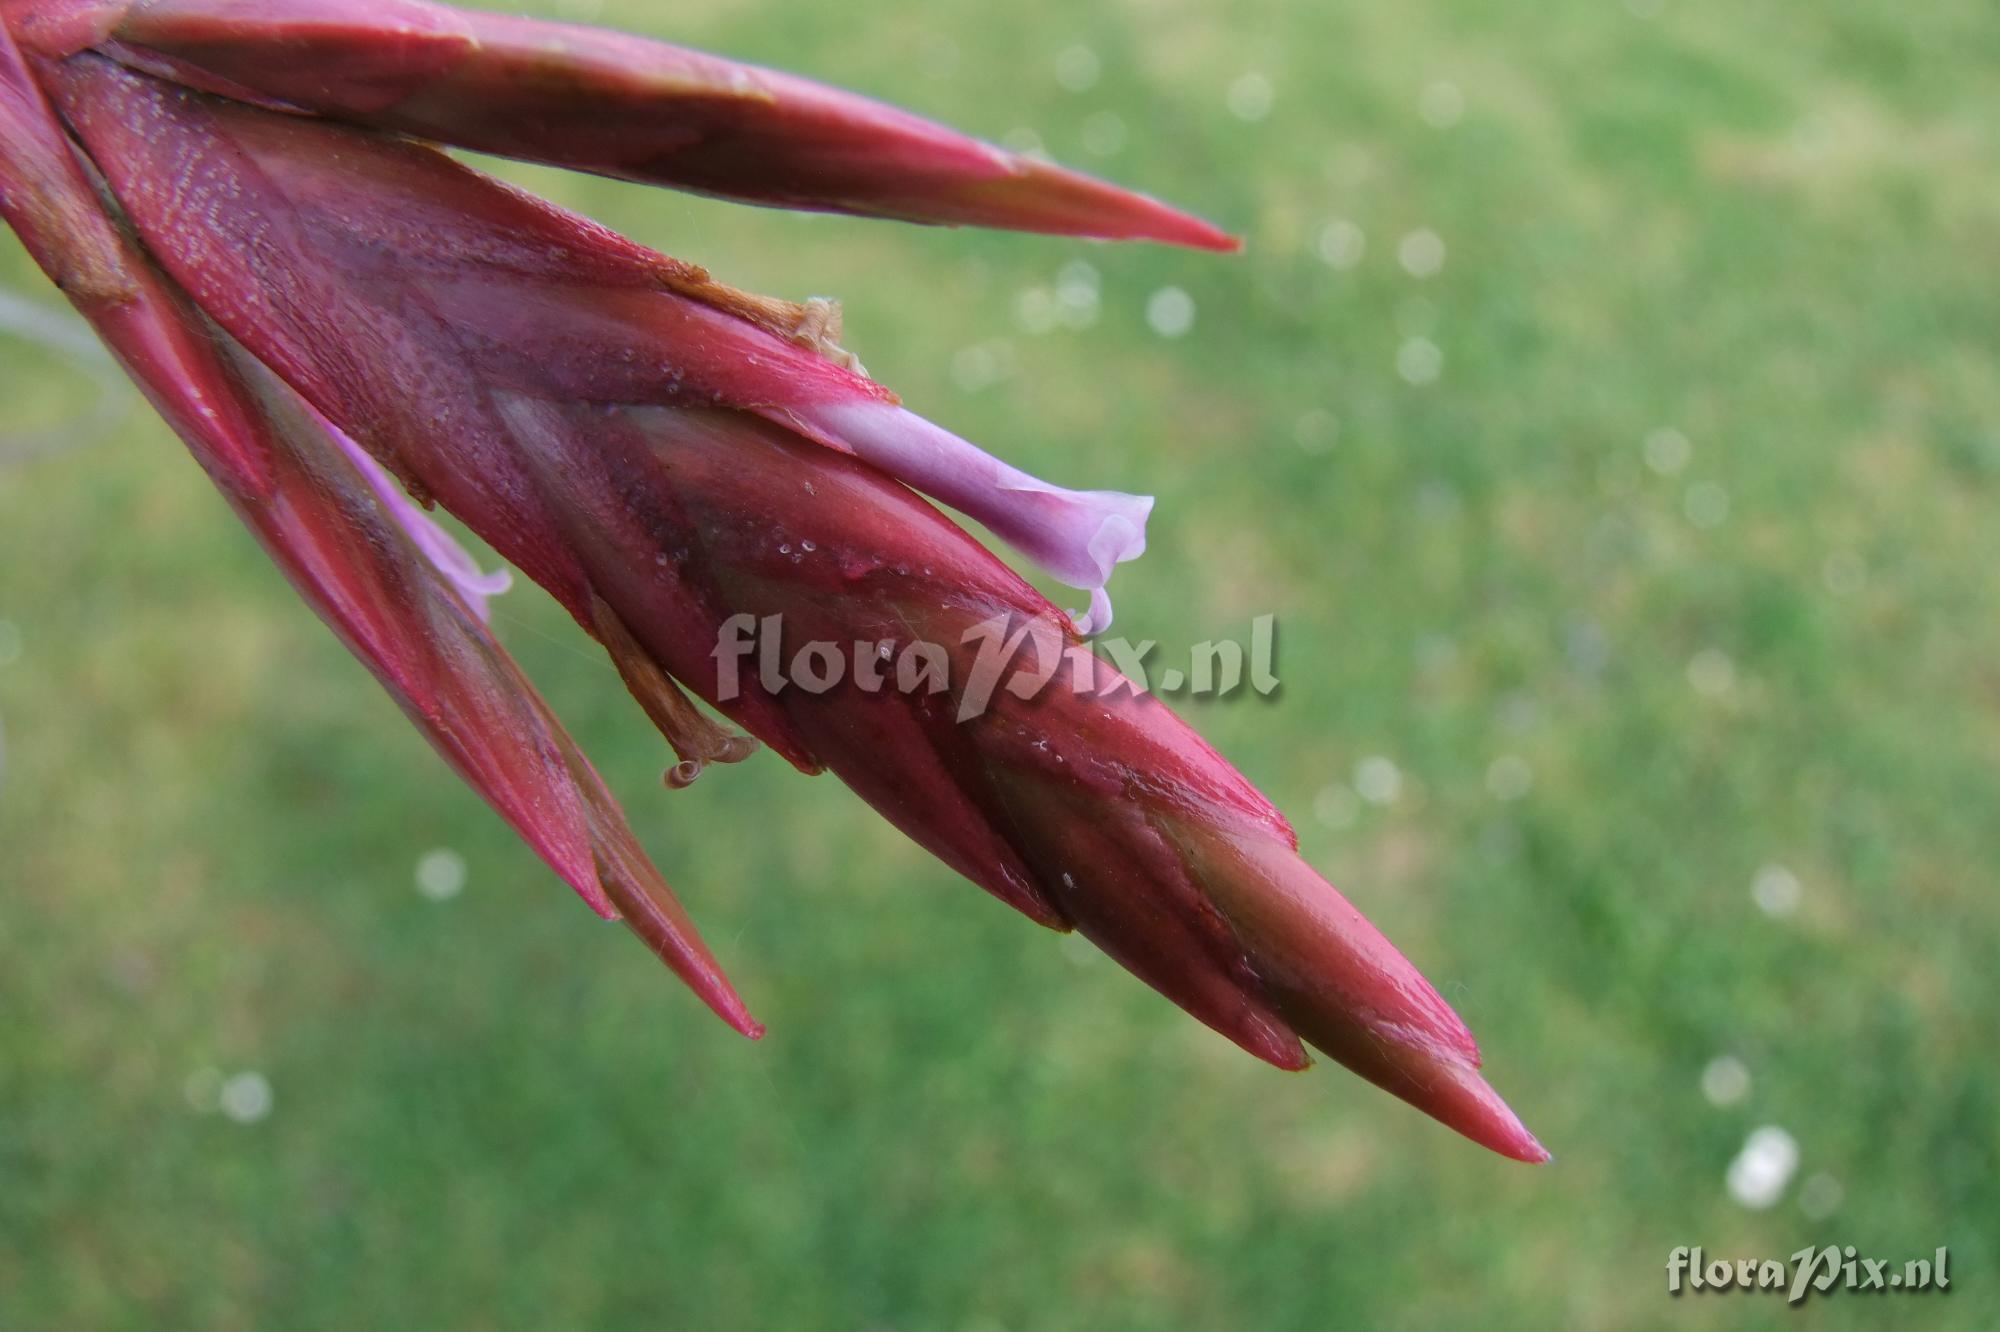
left=0, top=0, right=1546, bottom=1161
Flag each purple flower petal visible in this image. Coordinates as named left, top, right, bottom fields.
left=325, top=420, right=513, bottom=619
left=802, top=400, right=1151, bottom=634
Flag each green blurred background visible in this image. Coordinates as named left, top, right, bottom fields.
left=4, top=0, right=1998, bottom=1327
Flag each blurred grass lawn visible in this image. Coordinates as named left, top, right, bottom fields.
left=5, top=0, right=2000, bottom=1327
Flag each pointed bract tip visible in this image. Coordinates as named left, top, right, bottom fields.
left=679, top=961, right=764, bottom=1043
left=1306, top=1013, right=1545, bottom=1161
left=1214, top=998, right=1309, bottom=1072
left=1166, top=825, right=1540, bottom=1159
left=610, top=904, right=762, bottom=1039
left=989, top=153, right=1241, bottom=251
left=1424, top=1061, right=1551, bottom=1164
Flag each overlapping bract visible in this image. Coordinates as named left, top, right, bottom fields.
left=0, top=0, right=1545, bottom=1160
left=1, top=0, right=1239, bottom=248
left=0, top=20, right=760, bottom=1034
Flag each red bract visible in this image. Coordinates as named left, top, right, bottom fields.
left=0, top=19, right=759, bottom=1034
left=2, top=0, right=1238, bottom=248
left=1, top=0, right=1546, bottom=1161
